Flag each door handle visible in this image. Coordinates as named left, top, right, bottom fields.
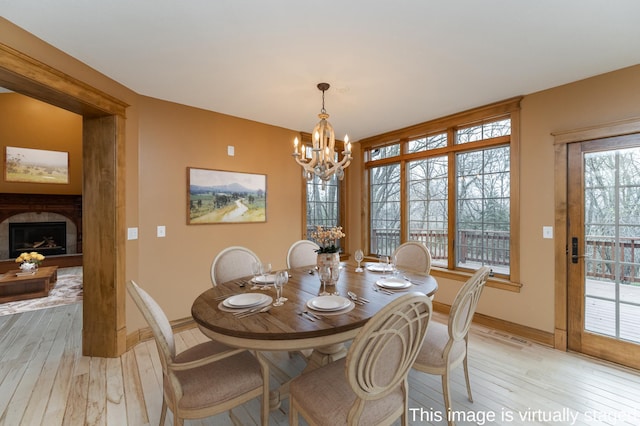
left=571, top=237, right=580, bottom=264
left=571, top=237, right=589, bottom=263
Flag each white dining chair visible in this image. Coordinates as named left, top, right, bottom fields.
left=412, top=266, right=491, bottom=426
left=127, top=280, right=270, bottom=426
left=286, top=239, right=320, bottom=269
left=289, top=292, right=432, bottom=426
left=392, top=241, right=432, bottom=275
left=211, top=246, right=260, bottom=286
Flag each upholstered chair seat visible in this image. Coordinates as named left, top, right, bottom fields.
left=289, top=293, right=432, bottom=426
left=412, top=266, right=491, bottom=426
left=127, top=280, right=269, bottom=426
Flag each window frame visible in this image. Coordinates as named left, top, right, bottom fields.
left=359, top=98, right=522, bottom=292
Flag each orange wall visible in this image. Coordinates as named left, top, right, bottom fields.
left=0, top=93, right=82, bottom=194
left=134, top=96, right=302, bottom=322
left=429, top=64, right=640, bottom=333
left=3, top=17, right=640, bottom=336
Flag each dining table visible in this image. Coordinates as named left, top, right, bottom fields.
left=191, top=262, right=438, bottom=407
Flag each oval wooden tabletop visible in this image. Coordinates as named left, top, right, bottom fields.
left=191, top=263, right=437, bottom=349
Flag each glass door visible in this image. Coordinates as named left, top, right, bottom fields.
left=567, top=134, right=640, bottom=369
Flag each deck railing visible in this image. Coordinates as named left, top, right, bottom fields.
left=370, top=229, right=640, bottom=283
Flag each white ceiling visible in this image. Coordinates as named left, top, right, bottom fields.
left=3, top=1, right=640, bottom=141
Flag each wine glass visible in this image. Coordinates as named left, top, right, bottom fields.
left=252, top=261, right=261, bottom=281
left=318, top=265, right=331, bottom=296
left=354, top=249, right=364, bottom=272
left=379, top=255, right=390, bottom=277
left=261, top=262, right=272, bottom=283
left=330, top=264, right=341, bottom=295
left=390, top=254, right=398, bottom=276
left=273, top=270, right=288, bottom=306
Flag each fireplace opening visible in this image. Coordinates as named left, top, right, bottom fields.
left=9, top=221, right=67, bottom=259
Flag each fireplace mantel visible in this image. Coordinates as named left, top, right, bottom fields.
left=0, top=193, right=82, bottom=253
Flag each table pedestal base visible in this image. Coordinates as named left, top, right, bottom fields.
left=269, top=343, right=349, bottom=410
left=303, top=343, right=348, bottom=372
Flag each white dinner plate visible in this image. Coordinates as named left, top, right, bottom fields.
left=307, top=295, right=351, bottom=312
left=376, top=277, right=412, bottom=290
left=223, top=293, right=270, bottom=308
left=251, top=274, right=276, bottom=284
left=366, top=263, right=393, bottom=272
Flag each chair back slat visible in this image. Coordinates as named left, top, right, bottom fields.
left=346, top=293, right=432, bottom=403
left=127, top=281, right=176, bottom=364
left=449, top=267, right=491, bottom=341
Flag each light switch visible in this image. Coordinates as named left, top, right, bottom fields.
left=157, top=225, right=166, bottom=238
left=543, top=226, right=553, bottom=239
left=127, top=227, right=138, bottom=240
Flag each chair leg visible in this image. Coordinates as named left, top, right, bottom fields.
left=256, top=351, right=270, bottom=426
left=463, top=354, right=473, bottom=402
left=442, top=372, right=454, bottom=426
left=173, top=413, right=183, bottom=426
left=289, top=397, right=300, bottom=426
left=159, top=399, right=167, bottom=426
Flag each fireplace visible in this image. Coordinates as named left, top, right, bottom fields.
left=9, top=221, right=67, bottom=259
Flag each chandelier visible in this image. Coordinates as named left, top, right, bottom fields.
left=292, top=83, right=352, bottom=182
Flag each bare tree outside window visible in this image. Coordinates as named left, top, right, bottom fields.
left=370, top=162, right=401, bottom=256
left=364, top=110, right=516, bottom=277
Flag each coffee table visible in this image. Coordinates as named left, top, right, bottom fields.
left=0, top=266, right=58, bottom=303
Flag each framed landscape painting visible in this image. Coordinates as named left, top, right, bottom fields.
left=5, top=146, right=69, bottom=184
left=187, top=167, right=266, bottom=224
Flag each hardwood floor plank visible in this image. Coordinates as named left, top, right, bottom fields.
left=0, top=307, right=62, bottom=425
left=121, top=347, right=149, bottom=426
left=86, top=356, right=108, bottom=425
left=2, top=301, right=640, bottom=425
left=20, top=304, right=78, bottom=425
left=106, top=357, right=128, bottom=425
left=44, top=304, right=83, bottom=424
left=133, top=341, right=162, bottom=426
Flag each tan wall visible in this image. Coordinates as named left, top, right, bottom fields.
left=3, top=17, right=640, bottom=337
left=133, top=96, right=301, bottom=323
left=0, top=93, right=82, bottom=194
left=425, top=65, right=640, bottom=333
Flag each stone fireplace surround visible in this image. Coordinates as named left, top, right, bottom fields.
left=0, top=193, right=82, bottom=261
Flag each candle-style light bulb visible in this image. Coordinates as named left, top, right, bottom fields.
left=293, top=137, right=299, bottom=154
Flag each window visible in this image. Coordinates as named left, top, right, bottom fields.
left=408, top=154, right=448, bottom=267
left=361, top=98, right=520, bottom=281
left=370, top=161, right=401, bottom=256
left=301, top=134, right=347, bottom=250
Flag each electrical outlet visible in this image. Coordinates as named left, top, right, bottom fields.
left=157, top=225, right=166, bottom=237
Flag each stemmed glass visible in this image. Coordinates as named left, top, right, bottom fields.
left=330, top=264, right=341, bottom=295
left=261, top=262, right=272, bottom=283
left=379, top=255, right=390, bottom=277
left=354, top=249, right=364, bottom=272
left=318, top=265, right=331, bottom=296
left=273, top=270, right=288, bottom=306
left=251, top=261, right=262, bottom=289
left=390, top=254, right=398, bottom=276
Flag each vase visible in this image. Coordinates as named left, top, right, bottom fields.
left=20, top=262, right=37, bottom=272
left=317, top=253, right=340, bottom=287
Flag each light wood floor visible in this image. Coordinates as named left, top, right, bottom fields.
left=2, top=303, right=640, bottom=425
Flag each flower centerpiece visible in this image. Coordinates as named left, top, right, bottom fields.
left=310, top=225, right=346, bottom=254
left=310, top=226, right=345, bottom=287
left=15, top=251, right=45, bottom=272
